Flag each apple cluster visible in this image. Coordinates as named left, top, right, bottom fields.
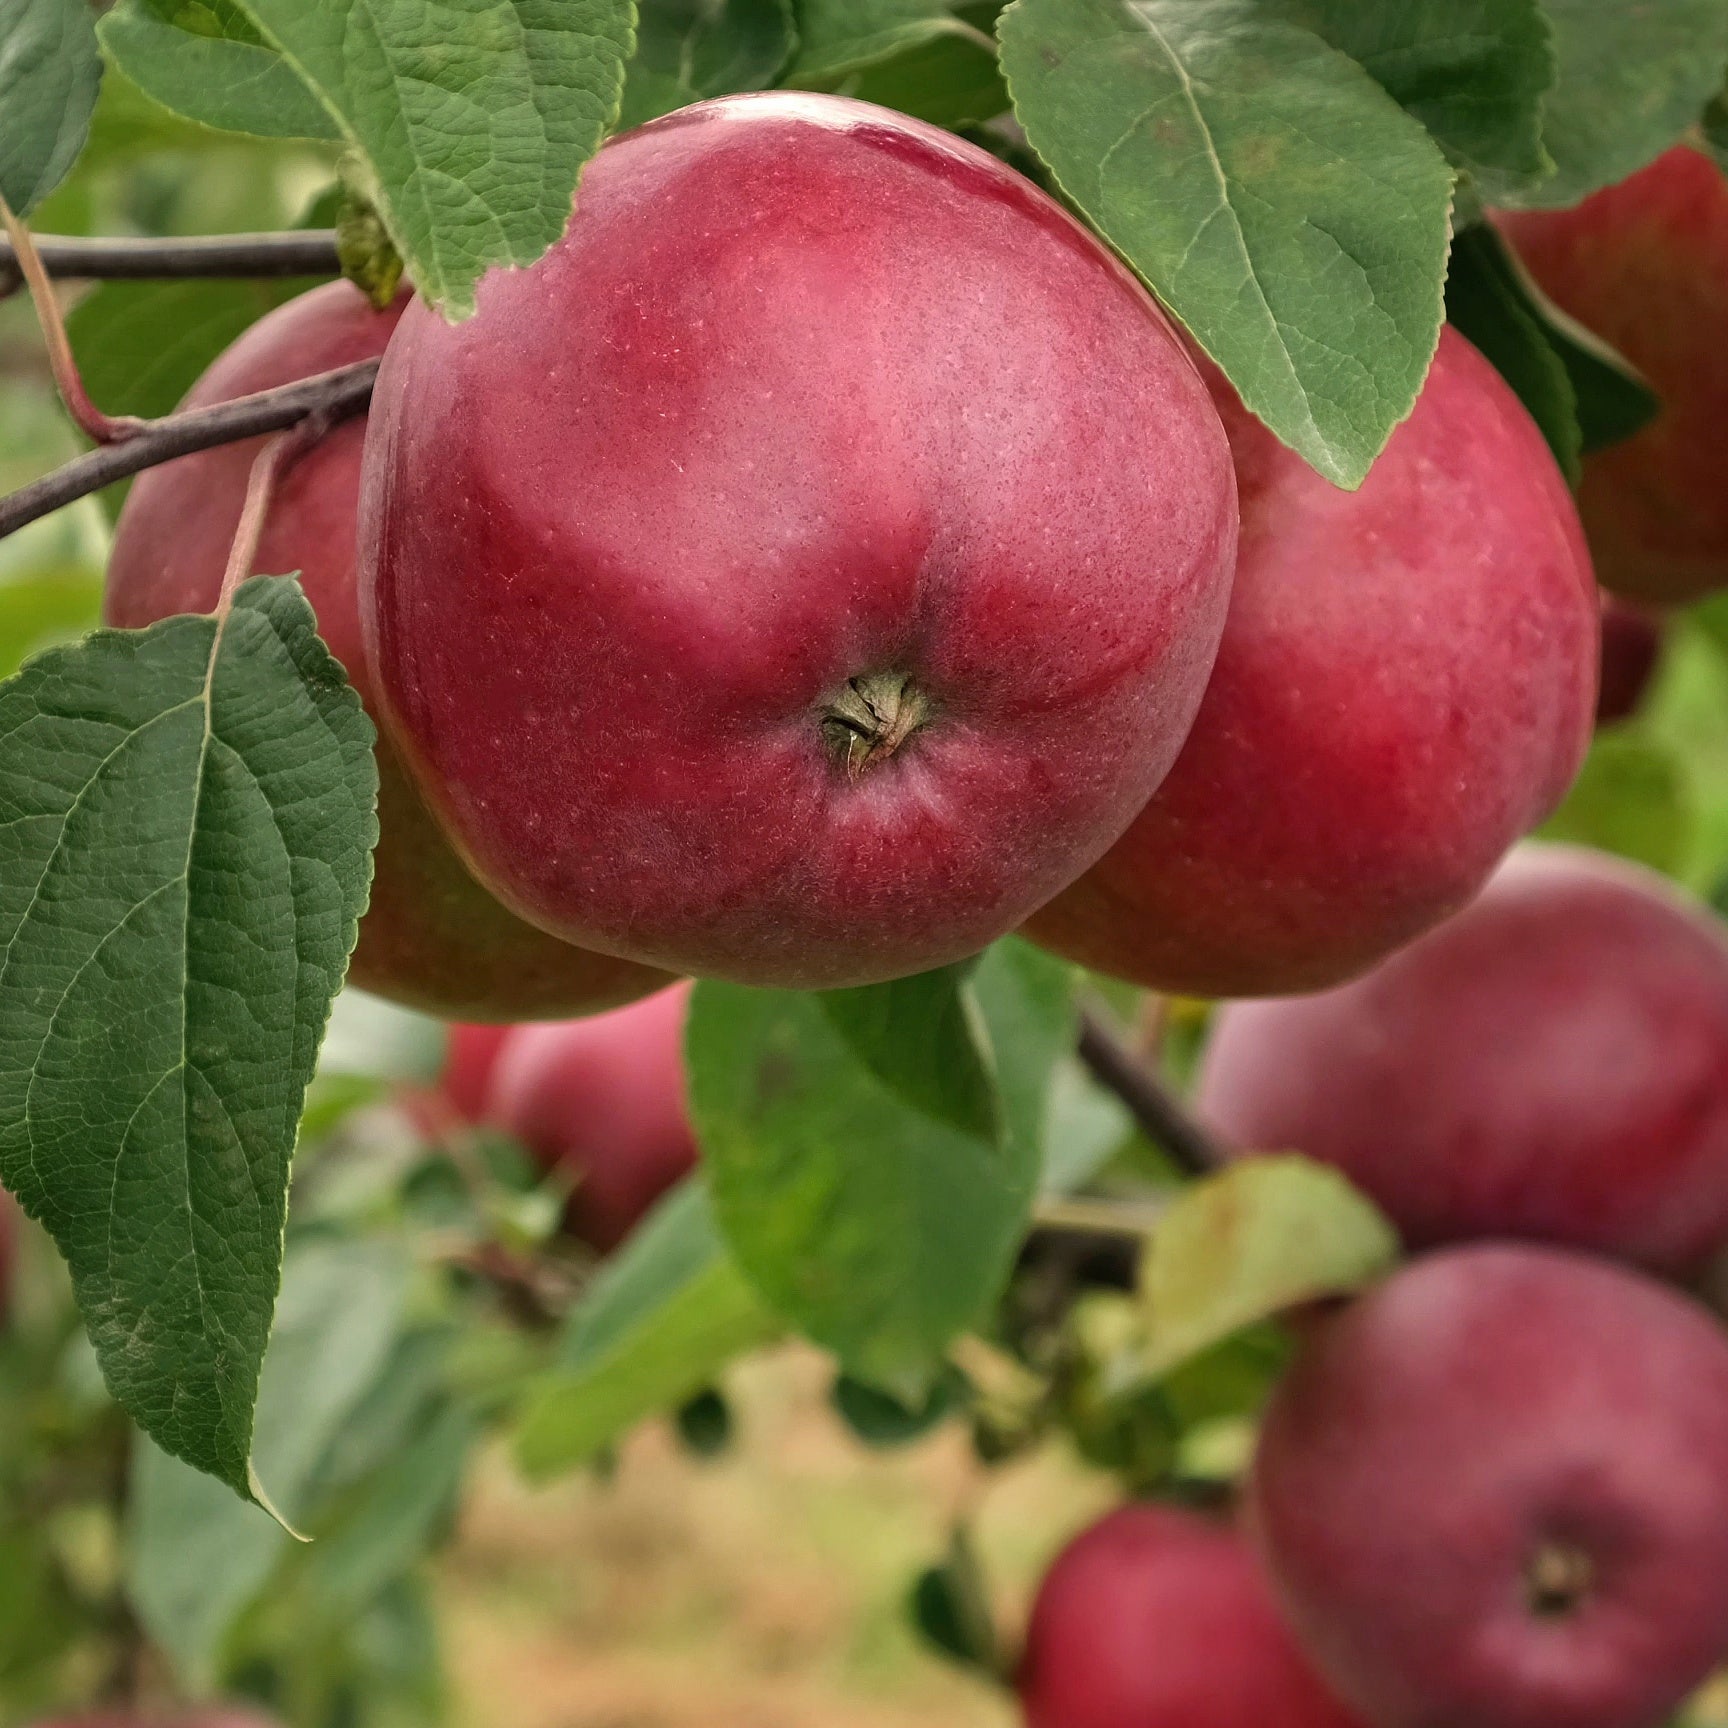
left=92, top=90, right=1728, bottom=1728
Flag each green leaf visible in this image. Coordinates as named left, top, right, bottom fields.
left=1540, top=730, right=1697, bottom=876
left=218, top=0, right=635, bottom=318
left=909, top=1527, right=999, bottom=1677
left=790, top=0, right=981, bottom=79
left=307, top=1403, right=477, bottom=1608
left=821, top=962, right=1002, bottom=1144
left=833, top=1364, right=965, bottom=1447
left=67, top=277, right=320, bottom=519
left=1511, top=0, right=1728, bottom=209
left=0, top=578, right=378, bottom=1499
left=691, top=940, right=1072, bottom=1393
left=818, top=27, right=1007, bottom=127
left=672, top=1386, right=734, bottom=1458
left=513, top=1180, right=779, bottom=1480
left=96, top=0, right=339, bottom=141
left=1531, top=289, right=1661, bottom=458
left=1445, top=222, right=1581, bottom=484
left=125, top=1238, right=414, bottom=1686
left=0, top=0, right=102, bottom=214
left=999, top=0, right=1455, bottom=488
left=1140, top=1155, right=1399, bottom=1374
left=1261, top=0, right=1554, bottom=199
left=620, top=0, right=795, bottom=128
left=1447, top=223, right=1657, bottom=467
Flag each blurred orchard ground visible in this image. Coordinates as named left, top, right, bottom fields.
left=436, top=1346, right=1097, bottom=1728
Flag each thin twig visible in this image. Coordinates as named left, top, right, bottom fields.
left=1031, top=1193, right=1171, bottom=1239
left=215, top=422, right=321, bottom=617
left=0, top=229, right=341, bottom=299
left=0, top=357, right=379, bottom=540
left=1077, top=1002, right=1221, bottom=1177
left=0, top=199, right=145, bottom=444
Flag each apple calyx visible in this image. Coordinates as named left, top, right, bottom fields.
left=1524, top=1540, right=1595, bottom=1618
left=821, top=672, right=930, bottom=781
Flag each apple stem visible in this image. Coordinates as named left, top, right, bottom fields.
left=1525, top=1540, right=1595, bottom=1617
left=214, top=409, right=341, bottom=618
left=0, top=198, right=148, bottom=446
left=1077, top=1002, right=1221, bottom=1177
left=822, top=672, right=930, bottom=779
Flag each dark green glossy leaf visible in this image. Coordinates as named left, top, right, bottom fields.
left=833, top=1363, right=966, bottom=1446
left=66, top=276, right=319, bottom=519
left=96, top=0, right=338, bottom=141
left=621, top=0, right=795, bottom=128
left=821, top=962, right=1002, bottom=1143
left=909, top=1527, right=1000, bottom=1677
left=790, top=0, right=981, bottom=80
left=673, top=1386, right=734, bottom=1457
left=1000, top=0, right=1454, bottom=488
left=1263, top=0, right=1553, bottom=199
left=0, top=0, right=102, bottom=213
left=222, top=0, right=636, bottom=317
left=691, top=940, right=1072, bottom=1393
left=0, top=579, right=377, bottom=1500
left=1512, top=0, right=1728, bottom=209
left=1446, top=222, right=1581, bottom=483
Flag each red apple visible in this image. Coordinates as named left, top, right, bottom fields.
left=441, top=1023, right=514, bottom=1123
left=1595, top=595, right=1664, bottom=726
left=1500, top=146, right=1728, bottom=604
left=1023, top=328, right=1598, bottom=999
left=103, top=281, right=673, bottom=1020
left=484, top=983, right=698, bottom=1251
left=1019, top=1503, right=1364, bottom=1728
left=359, top=93, right=1238, bottom=989
left=1252, top=1244, right=1728, bottom=1728
left=1197, top=843, right=1728, bottom=1274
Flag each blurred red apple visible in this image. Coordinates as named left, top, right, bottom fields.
left=1595, top=595, right=1664, bottom=725
left=1198, top=844, right=1728, bottom=1274
left=103, top=281, right=672, bottom=1020
left=485, top=984, right=698, bottom=1251
left=1020, top=1502, right=1363, bottom=1728
left=1024, top=328, right=1598, bottom=998
left=1253, top=1244, right=1728, bottom=1728
left=360, top=92, right=1237, bottom=989
left=1500, top=145, right=1728, bottom=603
left=440, top=1024, right=514, bottom=1123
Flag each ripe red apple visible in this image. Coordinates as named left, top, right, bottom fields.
left=103, top=281, right=673, bottom=1020
left=1500, top=146, right=1728, bottom=604
left=1596, top=595, right=1664, bottom=726
left=1022, top=328, right=1598, bottom=999
left=1197, top=843, right=1728, bottom=1274
left=1019, top=1503, right=1364, bottom=1728
left=359, top=93, right=1238, bottom=989
left=441, top=1023, right=514, bottom=1123
left=484, top=983, right=698, bottom=1251
left=1252, top=1243, right=1728, bottom=1728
